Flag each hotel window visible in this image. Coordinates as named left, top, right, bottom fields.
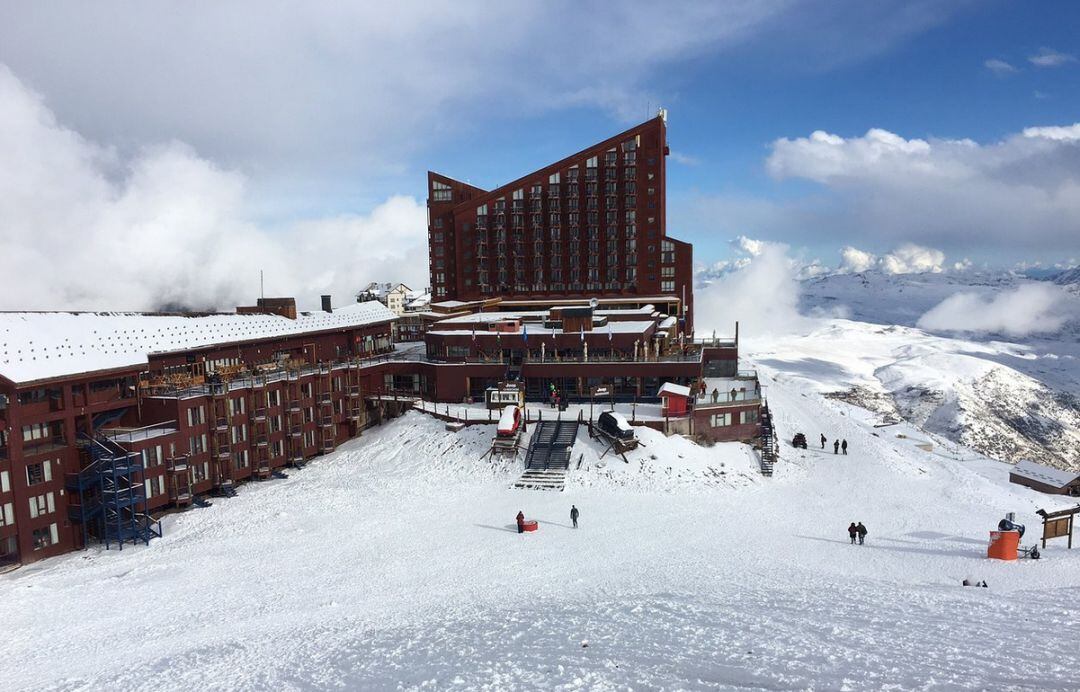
left=661, top=280, right=675, bottom=292
left=605, top=150, right=617, bottom=165
left=433, top=218, right=444, bottom=229
left=28, top=492, right=55, bottom=518
left=742, top=410, right=760, bottom=424
left=26, top=460, right=52, bottom=486
left=431, top=180, right=452, bottom=202
left=625, top=196, right=636, bottom=207
left=531, top=184, right=542, bottom=196
left=0, top=502, right=13, bottom=527
left=710, top=413, right=732, bottom=427
left=549, top=172, right=560, bottom=184
left=32, top=524, right=58, bottom=550
left=661, top=240, right=675, bottom=264
left=661, top=266, right=675, bottom=278
left=0, top=470, right=9, bottom=492
left=625, top=210, right=636, bottom=224
left=567, top=167, right=579, bottom=181
left=624, top=166, right=636, bottom=180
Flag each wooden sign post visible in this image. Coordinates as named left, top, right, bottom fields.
left=1036, top=505, right=1078, bottom=549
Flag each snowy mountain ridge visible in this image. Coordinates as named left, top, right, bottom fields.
left=751, top=269, right=1080, bottom=472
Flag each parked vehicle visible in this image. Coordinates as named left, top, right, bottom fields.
left=497, top=405, right=522, bottom=438
left=598, top=411, right=635, bottom=440
left=792, top=432, right=807, bottom=449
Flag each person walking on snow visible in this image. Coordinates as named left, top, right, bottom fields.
left=848, top=522, right=858, bottom=545
left=856, top=522, right=867, bottom=545
left=570, top=505, right=580, bottom=529
left=842, top=439, right=848, bottom=455
left=820, top=433, right=827, bottom=449
left=516, top=510, right=525, bottom=534
left=834, top=439, right=840, bottom=455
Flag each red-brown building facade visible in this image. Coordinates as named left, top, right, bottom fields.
left=427, top=113, right=694, bottom=332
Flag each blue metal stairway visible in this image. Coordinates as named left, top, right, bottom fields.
left=70, top=433, right=163, bottom=550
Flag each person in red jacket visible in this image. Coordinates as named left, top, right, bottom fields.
left=516, top=510, right=525, bottom=534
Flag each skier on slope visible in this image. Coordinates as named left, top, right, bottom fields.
left=848, top=522, right=858, bottom=545
left=570, top=505, right=579, bottom=529
left=834, top=439, right=840, bottom=455
left=856, top=522, right=867, bottom=545
left=841, top=439, right=848, bottom=455
left=516, top=510, right=525, bottom=534
left=820, top=433, right=827, bottom=449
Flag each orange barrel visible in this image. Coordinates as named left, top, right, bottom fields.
left=523, top=520, right=539, bottom=532
left=987, top=530, right=1020, bottom=560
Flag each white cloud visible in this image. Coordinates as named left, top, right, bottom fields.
left=761, top=124, right=1080, bottom=256
left=916, top=283, right=1080, bottom=336
left=984, top=58, right=1018, bottom=76
left=836, top=244, right=945, bottom=274
left=0, top=2, right=792, bottom=182
left=1028, top=47, right=1077, bottom=68
left=879, top=244, right=946, bottom=274
left=1022, top=123, right=1080, bottom=141
left=839, top=246, right=877, bottom=273
left=695, top=240, right=810, bottom=338
left=0, top=65, right=428, bottom=312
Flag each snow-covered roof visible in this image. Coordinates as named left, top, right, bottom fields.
left=0, top=301, right=397, bottom=385
left=1010, top=459, right=1080, bottom=488
left=658, top=382, right=691, bottom=398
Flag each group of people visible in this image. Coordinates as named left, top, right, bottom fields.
left=516, top=505, right=579, bottom=533
left=821, top=433, right=848, bottom=455
left=847, top=522, right=868, bottom=545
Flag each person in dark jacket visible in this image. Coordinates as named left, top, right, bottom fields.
left=833, top=439, right=840, bottom=454
left=856, top=522, right=867, bottom=545
left=841, top=439, right=848, bottom=455
left=516, top=510, right=525, bottom=534
left=848, top=522, right=858, bottom=544
left=570, top=505, right=579, bottom=529
left=820, top=433, right=827, bottom=449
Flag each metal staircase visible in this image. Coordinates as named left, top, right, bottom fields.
left=69, top=433, right=162, bottom=550
left=759, top=400, right=778, bottom=477
left=514, top=420, right=580, bottom=491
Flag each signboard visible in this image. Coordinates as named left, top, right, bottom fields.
left=1037, top=506, right=1077, bottom=549
left=592, top=386, right=611, bottom=397
left=1043, top=517, right=1071, bottom=540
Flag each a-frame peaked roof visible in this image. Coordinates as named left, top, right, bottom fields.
left=437, top=115, right=665, bottom=212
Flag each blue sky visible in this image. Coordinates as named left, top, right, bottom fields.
left=0, top=1, right=1078, bottom=310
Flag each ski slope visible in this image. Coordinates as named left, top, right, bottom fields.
left=3, top=368, right=1080, bottom=690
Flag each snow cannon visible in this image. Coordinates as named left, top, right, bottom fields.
left=988, top=514, right=1023, bottom=561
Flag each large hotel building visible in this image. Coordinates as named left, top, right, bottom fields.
left=427, top=113, right=694, bottom=331
left=0, top=116, right=761, bottom=567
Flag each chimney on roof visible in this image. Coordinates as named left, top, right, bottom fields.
left=321, top=295, right=333, bottom=313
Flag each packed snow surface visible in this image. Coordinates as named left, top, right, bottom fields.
left=4, top=365, right=1080, bottom=690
